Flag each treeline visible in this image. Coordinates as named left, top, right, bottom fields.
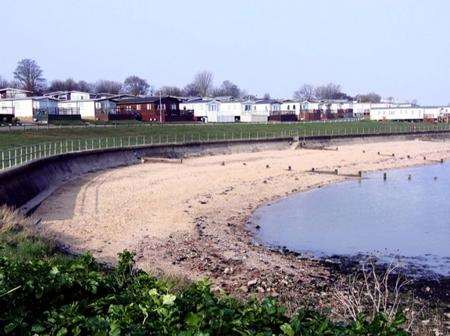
left=293, top=83, right=386, bottom=103
left=1, top=58, right=398, bottom=103
left=0, top=59, right=246, bottom=98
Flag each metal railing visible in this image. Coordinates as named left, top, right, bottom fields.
left=1, top=124, right=450, bottom=171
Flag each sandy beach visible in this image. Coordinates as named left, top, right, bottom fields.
left=32, top=138, right=450, bottom=308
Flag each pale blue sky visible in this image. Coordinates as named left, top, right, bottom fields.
left=1, top=0, right=449, bottom=104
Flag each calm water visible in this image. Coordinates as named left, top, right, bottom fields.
left=252, top=162, right=450, bottom=277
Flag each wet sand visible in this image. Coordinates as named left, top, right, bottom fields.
left=33, top=139, right=450, bottom=308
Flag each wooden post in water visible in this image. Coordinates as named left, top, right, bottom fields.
left=383, top=172, right=387, bottom=180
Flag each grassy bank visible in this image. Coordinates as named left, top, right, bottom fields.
left=0, top=207, right=410, bottom=335
left=0, top=120, right=448, bottom=150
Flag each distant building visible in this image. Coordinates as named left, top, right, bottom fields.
left=116, top=96, right=193, bottom=122
left=0, top=97, right=59, bottom=121
left=0, top=88, right=32, bottom=99
left=271, top=100, right=300, bottom=122
left=180, top=98, right=255, bottom=123
left=370, top=106, right=450, bottom=121
left=353, top=101, right=412, bottom=118
left=57, top=98, right=117, bottom=120
left=42, top=90, right=125, bottom=120
left=180, top=98, right=210, bottom=121
left=44, top=90, right=91, bottom=101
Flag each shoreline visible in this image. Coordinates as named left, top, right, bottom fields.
left=32, top=138, right=450, bottom=310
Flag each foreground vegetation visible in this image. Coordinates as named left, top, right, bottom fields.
left=0, top=208, right=411, bottom=335
left=1, top=120, right=449, bottom=150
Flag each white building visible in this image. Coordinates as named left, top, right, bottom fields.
left=42, top=90, right=118, bottom=120
left=0, top=88, right=32, bottom=99
left=57, top=98, right=117, bottom=120
left=180, top=98, right=257, bottom=123
left=370, top=106, right=450, bottom=121
left=0, top=97, right=59, bottom=121
left=245, top=99, right=280, bottom=122
left=44, top=90, right=91, bottom=101
left=353, top=101, right=412, bottom=118
left=280, top=100, right=301, bottom=116
left=180, top=98, right=212, bottom=121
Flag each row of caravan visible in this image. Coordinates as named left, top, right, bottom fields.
left=2, top=88, right=450, bottom=123
left=182, top=97, right=450, bottom=123
left=180, top=98, right=413, bottom=122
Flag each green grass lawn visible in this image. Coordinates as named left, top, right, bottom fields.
left=0, top=120, right=448, bottom=150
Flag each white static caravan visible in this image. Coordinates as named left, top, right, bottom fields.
left=370, top=106, right=450, bottom=121
left=353, top=102, right=412, bottom=118
left=45, top=90, right=91, bottom=101
left=245, top=99, right=280, bottom=123
left=422, top=106, right=450, bottom=120
left=180, top=98, right=254, bottom=123
left=280, top=100, right=301, bottom=116
left=0, top=88, right=32, bottom=99
left=180, top=98, right=210, bottom=121
left=299, top=101, right=321, bottom=112
left=57, top=98, right=117, bottom=120
left=0, top=97, right=58, bottom=121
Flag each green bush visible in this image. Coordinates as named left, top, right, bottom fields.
left=0, top=246, right=409, bottom=335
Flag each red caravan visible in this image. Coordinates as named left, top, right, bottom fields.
left=115, top=96, right=194, bottom=122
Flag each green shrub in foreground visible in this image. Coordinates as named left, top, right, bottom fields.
left=0, top=248, right=409, bottom=335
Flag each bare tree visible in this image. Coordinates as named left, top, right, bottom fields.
left=123, top=75, right=150, bottom=96
left=0, top=76, right=9, bottom=88
left=355, top=92, right=381, bottom=103
left=314, top=83, right=351, bottom=100
left=77, top=80, right=93, bottom=93
left=48, top=78, right=81, bottom=92
left=263, top=93, right=271, bottom=100
left=156, top=86, right=183, bottom=97
left=94, top=80, right=122, bottom=94
left=191, top=71, right=213, bottom=97
left=212, top=80, right=241, bottom=98
left=47, top=79, right=65, bottom=92
left=293, top=84, right=315, bottom=101
left=182, top=83, right=201, bottom=97
left=13, top=59, right=46, bottom=93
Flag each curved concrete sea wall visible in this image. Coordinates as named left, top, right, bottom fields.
left=0, top=131, right=449, bottom=214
